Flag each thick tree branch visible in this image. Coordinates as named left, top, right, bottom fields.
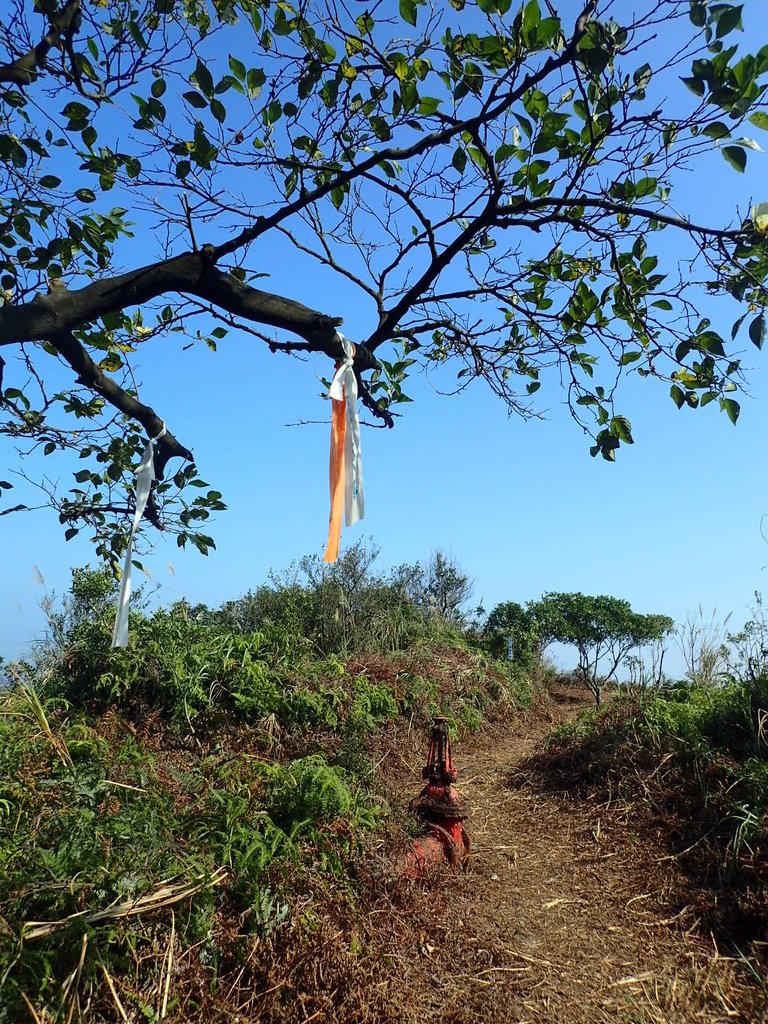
left=0, top=248, right=380, bottom=371
left=0, top=0, right=82, bottom=86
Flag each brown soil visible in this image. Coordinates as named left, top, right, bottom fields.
left=369, top=689, right=768, bottom=1024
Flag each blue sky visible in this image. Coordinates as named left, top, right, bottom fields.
left=5, top=302, right=768, bottom=675
left=2, top=1, right=768, bottom=678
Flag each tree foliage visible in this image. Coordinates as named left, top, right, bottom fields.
left=409, top=549, right=474, bottom=624
left=483, top=599, right=538, bottom=663
left=1, top=0, right=767, bottom=562
left=166, top=540, right=470, bottom=653
left=532, top=590, right=674, bottom=703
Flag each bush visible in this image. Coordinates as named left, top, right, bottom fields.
left=261, top=754, right=374, bottom=833
left=643, top=677, right=768, bottom=759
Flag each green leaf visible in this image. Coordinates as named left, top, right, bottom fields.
left=452, top=147, right=467, bottom=173
left=749, top=314, right=766, bottom=349
left=246, top=67, right=266, bottom=99
left=369, top=116, right=391, bottom=141
left=228, top=56, right=246, bottom=81
left=715, top=4, right=742, bottom=38
left=610, top=415, right=633, bottom=443
left=749, top=112, right=768, bottom=132
left=689, top=2, right=707, bottom=27
left=721, top=145, right=746, bottom=172
left=75, top=188, right=96, bottom=202
left=670, top=384, right=685, bottom=409
left=194, top=59, right=214, bottom=97
left=183, top=91, right=208, bottom=109
left=619, top=350, right=642, bottom=366
left=731, top=313, right=747, bottom=340
left=284, top=168, right=298, bottom=198
left=633, top=63, right=652, bottom=91
left=522, top=0, right=541, bottom=41
left=210, top=98, right=226, bottom=123
left=721, top=397, right=740, bottom=424
left=62, top=101, right=89, bottom=123
left=418, top=96, right=441, bottom=115
left=399, top=0, right=417, bottom=26
left=662, top=123, right=678, bottom=152
left=634, top=176, right=656, bottom=198
left=682, top=76, right=705, bottom=97
left=703, top=121, right=730, bottom=140
left=39, top=175, right=61, bottom=189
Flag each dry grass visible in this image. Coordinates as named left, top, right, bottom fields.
left=7, top=681, right=768, bottom=1024
left=21, top=869, right=229, bottom=940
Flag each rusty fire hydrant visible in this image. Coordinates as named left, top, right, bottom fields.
left=398, top=717, right=471, bottom=877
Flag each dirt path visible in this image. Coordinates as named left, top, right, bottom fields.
left=375, top=693, right=766, bottom=1024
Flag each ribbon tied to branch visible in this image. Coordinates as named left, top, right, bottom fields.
left=324, top=333, right=365, bottom=563
left=111, top=423, right=166, bottom=648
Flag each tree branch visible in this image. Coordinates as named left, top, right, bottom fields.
left=357, top=375, right=395, bottom=429
left=211, top=2, right=597, bottom=262
left=0, top=248, right=380, bottom=371
left=499, top=196, right=750, bottom=240
left=0, top=0, right=82, bottom=86
left=366, top=202, right=500, bottom=352
left=48, top=330, right=193, bottom=480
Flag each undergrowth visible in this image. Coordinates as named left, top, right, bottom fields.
left=0, top=571, right=532, bottom=1023
left=526, top=678, right=768, bottom=948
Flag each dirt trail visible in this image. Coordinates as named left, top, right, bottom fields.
left=376, top=692, right=766, bottom=1024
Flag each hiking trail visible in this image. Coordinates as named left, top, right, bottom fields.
left=372, top=689, right=765, bottom=1024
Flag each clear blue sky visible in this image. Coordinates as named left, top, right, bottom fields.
left=2, top=2, right=768, bottom=678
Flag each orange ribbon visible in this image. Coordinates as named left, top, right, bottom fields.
left=323, top=334, right=365, bottom=562
left=323, top=376, right=347, bottom=563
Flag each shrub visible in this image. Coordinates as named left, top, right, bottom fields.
left=261, top=755, right=374, bottom=833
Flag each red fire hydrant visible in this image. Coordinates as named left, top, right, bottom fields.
left=399, top=717, right=471, bottom=878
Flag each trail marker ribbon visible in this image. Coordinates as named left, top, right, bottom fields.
left=111, top=423, right=166, bottom=648
left=324, top=333, right=365, bottom=563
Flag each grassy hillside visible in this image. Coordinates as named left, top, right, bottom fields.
left=6, top=557, right=768, bottom=1020
left=0, top=564, right=534, bottom=1023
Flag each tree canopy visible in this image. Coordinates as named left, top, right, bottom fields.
left=532, top=590, right=675, bottom=702
left=1, top=0, right=767, bottom=563
left=483, top=599, right=538, bottom=663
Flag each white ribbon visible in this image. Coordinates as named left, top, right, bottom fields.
left=328, top=333, right=365, bottom=526
left=111, top=423, right=166, bottom=648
